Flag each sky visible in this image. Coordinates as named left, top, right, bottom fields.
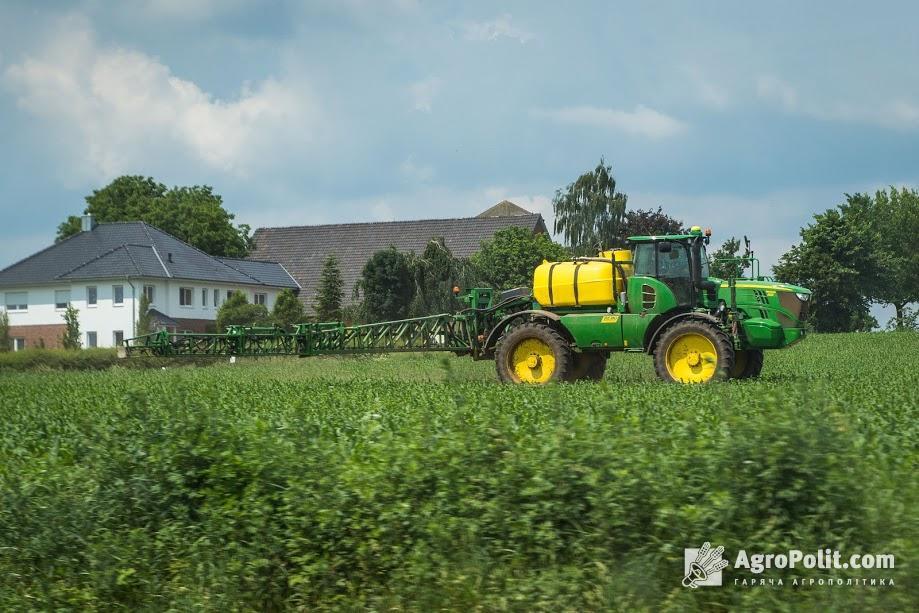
left=1, top=1, right=916, bottom=321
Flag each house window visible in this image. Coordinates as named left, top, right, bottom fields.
left=55, top=289, right=71, bottom=310
left=180, top=287, right=193, bottom=306
left=86, top=331, right=97, bottom=348
left=113, top=285, right=124, bottom=306
left=5, top=292, right=27, bottom=311
left=143, top=285, right=155, bottom=303
left=213, top=289, right=220, bottom=307
left=12, top=338, right=25, bottom=351
left=113, top=331, right=124, bottom=347
left=202, top=288, right=208, bottom=308
left=226, top=290, right=233, bottom=302
left=254, top=292, right=267, bottom=306
left=87, top=286, right=97, bottom=307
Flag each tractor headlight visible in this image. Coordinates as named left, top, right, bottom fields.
left=796, top=293, right=810, bottom=301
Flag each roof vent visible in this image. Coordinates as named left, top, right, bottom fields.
left=167, top=253, right=173, bottom=263
left=81, top=214, right=96, bottom=232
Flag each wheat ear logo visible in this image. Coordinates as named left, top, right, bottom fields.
left=683, top=542, right=729, bottom=588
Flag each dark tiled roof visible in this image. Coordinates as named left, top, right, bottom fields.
left=250, top=213, right=547, bottom=311
left=477, top=200, right=534, bottom=217
left=148, top=308, right=178, bottom=327
left=0, top=222, right=298, bottom=289
left=217, top=257, right=301, bottom=289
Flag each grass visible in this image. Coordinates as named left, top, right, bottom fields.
left=0, top=332, right=916, bottom=610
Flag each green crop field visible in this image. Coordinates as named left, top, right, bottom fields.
left=1, top=332, right=916, bottom=610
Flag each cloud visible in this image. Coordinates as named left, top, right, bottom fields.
left=756, top=75, right=799, bottom=110
left=399, top=156, right=434, bottom=183
left=138, top=0, right=252, bottom=20
left=2, top=16, right=320, bottom=181
left=408, top=77, right=442, bottom=113
left=462, top=14, right=533, bottom=44
left=756, top=74, right=919, bottom=130
left=532, top=105, right=687, bottom=139
left=684, top=66, right=730, bottom=110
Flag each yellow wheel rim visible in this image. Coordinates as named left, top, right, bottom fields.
left=730, top=350, right=749, bottom=378
left=665, top=333, right=718, bottom=383
left=510, top=338, right=556, bottom=383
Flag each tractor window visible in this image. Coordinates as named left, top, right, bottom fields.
left=700, top=245, right=710, bottom=278
left=633, top=243, right=655, bottom=276
left=657, top=242, right=691, bottom=278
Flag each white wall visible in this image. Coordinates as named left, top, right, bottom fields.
left=3, top=279, right=286, bottom=347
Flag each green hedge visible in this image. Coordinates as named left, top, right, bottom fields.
left=0, top=348, right=221, bottom=371
left=0, top=333, right=916, bottom=610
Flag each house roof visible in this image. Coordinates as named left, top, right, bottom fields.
left=249, top=211, right=547, bottom=310
left=477, top=200, right=535, bottom=218
left=0, top=221, right=299, bottom=289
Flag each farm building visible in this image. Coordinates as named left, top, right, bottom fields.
left=250, top=201, right=548, bottom=312
left=0, top=216, right=299, bottom=350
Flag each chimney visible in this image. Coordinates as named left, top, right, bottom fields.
left=81, top=214, right=96, bottom=232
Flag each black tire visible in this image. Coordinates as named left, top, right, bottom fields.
left=571, top=352, right=608, bottom=381
left=653, top=320, right=734, bottom=384
left=729, top=349, right=764, bottom=379
left=495, top=322, right=573, bottom=384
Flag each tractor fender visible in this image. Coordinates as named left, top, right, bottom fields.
left=483, top=309, right=561, bottom=353
left=644, top=310, right=723, bottom=354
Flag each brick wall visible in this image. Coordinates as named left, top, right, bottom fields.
left=173, top=318, right=216, bottom=333
left=8, top=324, right=67, bottom=349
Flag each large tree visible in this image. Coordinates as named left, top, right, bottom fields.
left=314, top=255, right=345, bottom=322
left=552, top=158, right=628, bottom=255
left=471, top=227, right=568, bottom=290
left=870, top=187, right=919, bottom=329
left=615, top=207, right=685, bottom=246
left=136, top=292, right=154, bottom=337
left=410, top=238, right=472, bottom=317
left=0, top=310, right=9, bottom=352
left=774, top=199, right=880, bottom=332
left=61, top=305, right=81, bottom=350
left=357, top=248, right=415, bottom=322
left=57, top=176, right=252, bottom=257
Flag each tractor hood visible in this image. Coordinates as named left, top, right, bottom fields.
left=714, top=279, right=812, bottom=349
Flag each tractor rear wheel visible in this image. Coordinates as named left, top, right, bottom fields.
left=572, top=352, right=608, bottom=381
left=495, top=322, right=573, bottom=384
left=654, top=320, right=734, bottom=383
left=729, top=349, right=764, bottom=379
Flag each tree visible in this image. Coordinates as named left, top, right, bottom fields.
left=57, top=176, right=252, bottom=257
left=273, top=289, right=306, bottom=330
left=870, top=187, right=919, bottom=329
left=774, top=202, right=880, bottom=332
left=357, top=248, right=415, bottom=322
left=0, top=310, right=9, bottom=352
left=136, top=292, right=154, bottom=336
left=552, top=158, right=628, bottom=255
left=708, top=237, right=751, bottom=279
left=216, top=291, right=269, bottom=330
left=410, top=238, right=472, bottom=316
left=61, top=305, right=81, bottom=349
left=471, top=227, right=568, bottom=290
left=615, top=207, right=685, bottom=246
left=314, top=255, right=345, bottom=322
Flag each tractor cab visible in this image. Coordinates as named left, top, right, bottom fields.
left=626, top=226, right=715, bottom=312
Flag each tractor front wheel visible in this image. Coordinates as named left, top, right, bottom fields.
left=654, top=320, right=734, bottom=383
left=729, top=349, right=764, bottom=379
left=495, top=323, right=573, bottom=384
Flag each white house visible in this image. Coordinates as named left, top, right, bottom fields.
left=0, top=215, right=300, bottom=350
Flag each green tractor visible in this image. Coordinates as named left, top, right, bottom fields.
left=487, top=226, right=810, bottom=383
left=125, top=227, right=811, bottom=384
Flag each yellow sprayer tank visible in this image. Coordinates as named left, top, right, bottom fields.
left=533, top=249, right=632, bottom=308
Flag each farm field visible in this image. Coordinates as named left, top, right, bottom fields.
left=0, top=332, right=916, bottom=610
